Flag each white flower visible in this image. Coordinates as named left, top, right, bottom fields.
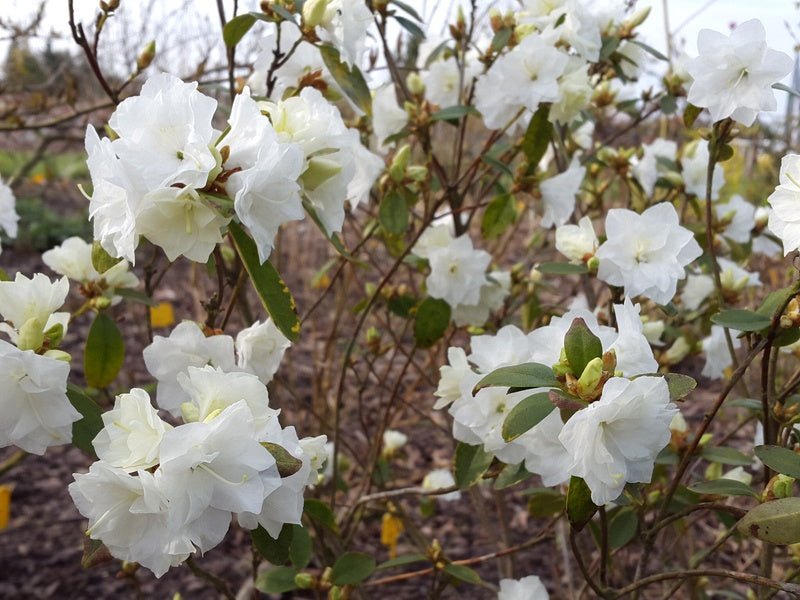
left=670, top=412, right=687, bottom=433
left=527, top=308, right=617, bottom=368
left=177, top=366, right=280, bottom=438
left=422, top=55, right=482, bottom=109
left=345, top=131, right=384, bottom=208
left=716, top=195, right=755, bottom=243
left=0, top=339, right=78, bottom=454
left=315, top=0, right=373, bottom=68
left=642, top=320, right=665, bottom=345
left=136, top=187, right=229, bottom=263
left=382, top=430, right=408, bottom=453
left=572, top=120, right=594, bottom=150
left=632, top=139, right=677, bottom=197
left=517, top=409, right=571, bottom=487
left=555, top=216, right=598, bottom=262
left=682, top=142, right=724, bottom=200
left=0, top=272, right=69, bottom=348
left=540, top=159, right=585, bottom=228
left=413, top=222, right=455, bottom=259
left=434, top=347, right=474, bottom=409
left=474, top=32, right=569, bottom=132
left=559, top=376, right=677, bottom=505
left=426, top=235, right=491, bottom=307
left=609, top=298, right=658, bottom=377
left=300, top=434, right=330, bottom=485
left=109, top=73, right=218, bottom=189
left=142, top=321, right=237, bottom=416
left=595, top=203, right=703, bottom=305
left=93, top=388, right=172, bottom=472
left=550, top=58, right=592, bottom=125
left=702, top=325, right=740, bottom=380
left=768, top=154, right=800, bottom=255
left=718, top=257, right=760, bottom=292
left=69, top=464, right=194, bottom=577
left=498, top=574, right=549, bottom=600
left=686, top=19, right=792, bottom=126
left=235, top=319, right=291, bottom=385
left=42, top=237, right=139, bottom=296
left=452, top=270, right=511, bottom=327
left=681, top=273, right=715, bottom=311
left=0, top=177, right=19, bottom=240
left=469, top=325, right=533, bottom=373
left=372, top=84, right=407, bottom=150
left=422, top=468, right=460, bottom=501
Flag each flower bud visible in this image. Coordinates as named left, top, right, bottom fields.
left=406, top=72, right=425, bottom=96
left=626, top=6, right=651, bottom=28
left=302, top=0, right=329, bottom=28
left=586, top=256, right=600, bottom=275
left=576, top=357, right=604, bottom=400
left=663, top=337, right=691, bottom=365
left=294, top=572, right=314, bottom=589
left=44, top=321, right=65, bottom=348
left=136, top=40, right=156, bottom=72
left=17, top=317, right=45, bottom=351
left=91, top=296, right=113, bottom=311
left=43, top=349, right=72, bottom=362
left=302, top=157, right=343, bottom=191
left=406, top=165, right=428, bottom=182
left=390, top=144, right=411, bottom=182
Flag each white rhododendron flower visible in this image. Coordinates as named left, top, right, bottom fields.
left=556, top=216, right=598, bottom=263
left=595, top=203, right=703, bottom=305
left=681, top=273, right=715, bottom=311
left=498, top=574, right=550, bottom=600
left=422, top=55, right=481, bottom=109
left=425, top=234, right=491, bottom=307
left=422, top=468, right=460, bottom=502
left=632, top=139, right=677, bottom=197
left=716, top=195, right=755, bottom=244
left=434, top=347, right=472, bottom=409
left=143, top=321, right=237, bottom=416
left=768, top=154, right=800, bottom=255
left=475, top=32, right=569, bottom=132
left=610, top=298, right=659, bottom=377
left=540, top=159, right=586, bottom=228
left=382, top=429, right=408, bottom=453
left=718, top=257, right=760, bottom=292
left=559, top=376, right=678, bottom=505
left=702, top=325, right=740, bottom=380
left=314, top=0, right=373, bottom=68
left=550, top=58, right=592, bottom=125
left=93, top=388, right=171, bottom=472
left=516, top=409, right=571, bottom=488
left=0, top=339, right=78, bottom=454
left=235, top=319, right=291, bottom=384
left=469, top=325, right=534, bottom=373
left=682, top=142, right=724, bottom=200
left=0, top=176, right=20, bottom=242
left=452, top=270, right=511, bottom=327
left=527, top=309, right=616, bottom=368
left=0, top=272, right=70, bottom=348
left=372, top=84, right=408, bottom=150
left=686, top=19, right=792, bottom=126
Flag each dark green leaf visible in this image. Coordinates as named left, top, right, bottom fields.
left=738, top=498, right=800, bottom=544
left=688, top=478, right=758, bottom=498
left=755, top=445, right=800, bottom=478
left=474, top=362, right=559, bottom=393
left=564, top=318, right=603, bottom=378
left=480, top=154, right=514, bottom=177
left=289, top=525, right=312, bottom=568
left=91, top=241, right=122, bottom=274
left=319, top=44, right=372, bottom=116
left=521, top=105, right=552, bottom=169
left=252, top=524, right=293, bottom=565
left=664, top=373, right=697, bottom=401
left=701, top=446, right=752, bottom=466
left=683, top=103, right=703, bottom=128
left=536, top=262, right=588, bottom=275
left=711, top=309, right=771, bottom=332
left=525, top=488, right=564, bottom=517
left=304, top=498, right=338, bottom=533
left=378, top=553, right=428, bottom=570
left=757, top=286, right=798, bottom=320
left=379, top=190, right=409, bottom=235
left=443, top=563, right=482, bottom=584
left=501, top=392, right=555, bottom=442
left=608, top=507, right=638, bottom=549
left=67, top=385, right=103, bottom=457
left=223, top=13, right=257, bottom=47
left=229, top=221, right=300, bottom=342
left=567, top=476, right=597, bottom=531
left=481, top=193, right=517, bottom=239
left=262, top=442, right=303, bottom=477
left=453, top=443, right=493, bottom=489
left=112, top=288, right=155, bottom=305
left=494, top=462, right=532, bottom=490
left=331, top=552, right=376, bottom=586
left=630, top=39, right=668, bottom=61
left=430, top=105, right=478, bottom=121
left=395, top=15, right=425, bottom=39
left=387, top=294, right=416, bottom=317
left=414, top=297, right=451, bottom=348
left=255, top=566, right=299, bottom=594
left=84, top=312, right=124, bottom=388
left=390, top=0, right=423, bottom=21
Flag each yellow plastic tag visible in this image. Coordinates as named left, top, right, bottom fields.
left=0, top=484, right=12, bottom=530
left=150, top=302, right=175, bottom=329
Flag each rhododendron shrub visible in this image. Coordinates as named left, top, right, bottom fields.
left=5, top=1, right=800, bottom=598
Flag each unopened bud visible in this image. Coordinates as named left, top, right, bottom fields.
left=294, top=572, right=314, bottom=589
left=92, top=296, right=112, bottom=311
left=390, top=144, right=411, bottom=182
left=302, top=0, right=329, bottom=29
left=663, top=336, right=691, bottom=365
left=767, top=474, right=795, bottom=500
left=44, top=321, right=65, bottom=347
left=43, top=349, right=72, bottom=362
left=586, top=256, right=600, bottom=275
left=136, top=40, right=156, bottom=71
left=627, top=6, right=651, bottom=28
left=407, top=165, right=428, bottom=182
left=576, top=357, right=604, bottom=400
left=406, top=72, right=425, bottom=96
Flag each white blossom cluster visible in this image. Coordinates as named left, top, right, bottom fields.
left=70, top=318, right=326, bottom=577
left=85, top=73, right=382, bottom=266
left=436, top=300, right=678, bottom=505
left=0, top=176, right=20, bottom=254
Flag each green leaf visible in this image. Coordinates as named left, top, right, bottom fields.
left=481, top=193, right=517, bottom=239
left=494, top=462, right=532, bottom=490
left=757, top=286, right=798, bottom=320
left=223, top=13, right=257, bottom=47
left=379, top=190, right=409, bottom=235
left=711, top=309, right=771, bottom=332
left=377, top=553, right=428, bottom=570
left=67, top=385, right=103, bottom=457
left=430, top=105, right=478, bottom=122
left=701, top=446, right=752, bottom=466
left=443, top=563, right=482, bottom=584
left=688, top=478, right=759, bottom=498
left=481, top=154, right=514, bottom=177
left=521, top=105, right=552, bottom=169
left=252, top=524, right=293, bottom=565
left=331, top=552, right=376, bottom=586
left=390, top=0, right=423, bottom=21
left=567, top=476, right=597, bottom=531
left=262, top=442, right=303, bottom=477
left=453, top=443, right=493, bottom=489
left=229, top=221, right=300, bottom=342
left=84, top=312, right=124, bottom=389
left=255, top=566, right=299, bottom=594
left=474, top=362, right=559, bottom=393
left=535, top=262, right=588, bottom=275
left=91, top=241, right=122, bottom=274
left=112, top=288, right=155, bottom=306
left=395, top=15, right=425, bottom=39
left=664, top=373, right=697, bottom=401
left=525, top=488, right=565, bottom=517
left=599, top=35, right=620, bottom=60
left=683, top=103, right=703, bottom=128
left=319, top=44, right=372, bottom=116
left=629, top=39, right=668, bottom=61
left=608, top=507, right=638, bottom=549
left=773, top=82, right=800, bottom=98
left=755, top=445, right=800, bottom=478
left=564, top=318, right=603, bottom=378
left=289, top=525, right=312, bottom=569
left=304, top=498, right=338, bottom=533
left=738, top=498, right=800, bottom=545
left=491, top=27, right=512, bottom=52
left=414, top=297, right=451, bottom=348
left=501, top=392, right=555, bottom=442
left=81, top=538, right=112, bottom=569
